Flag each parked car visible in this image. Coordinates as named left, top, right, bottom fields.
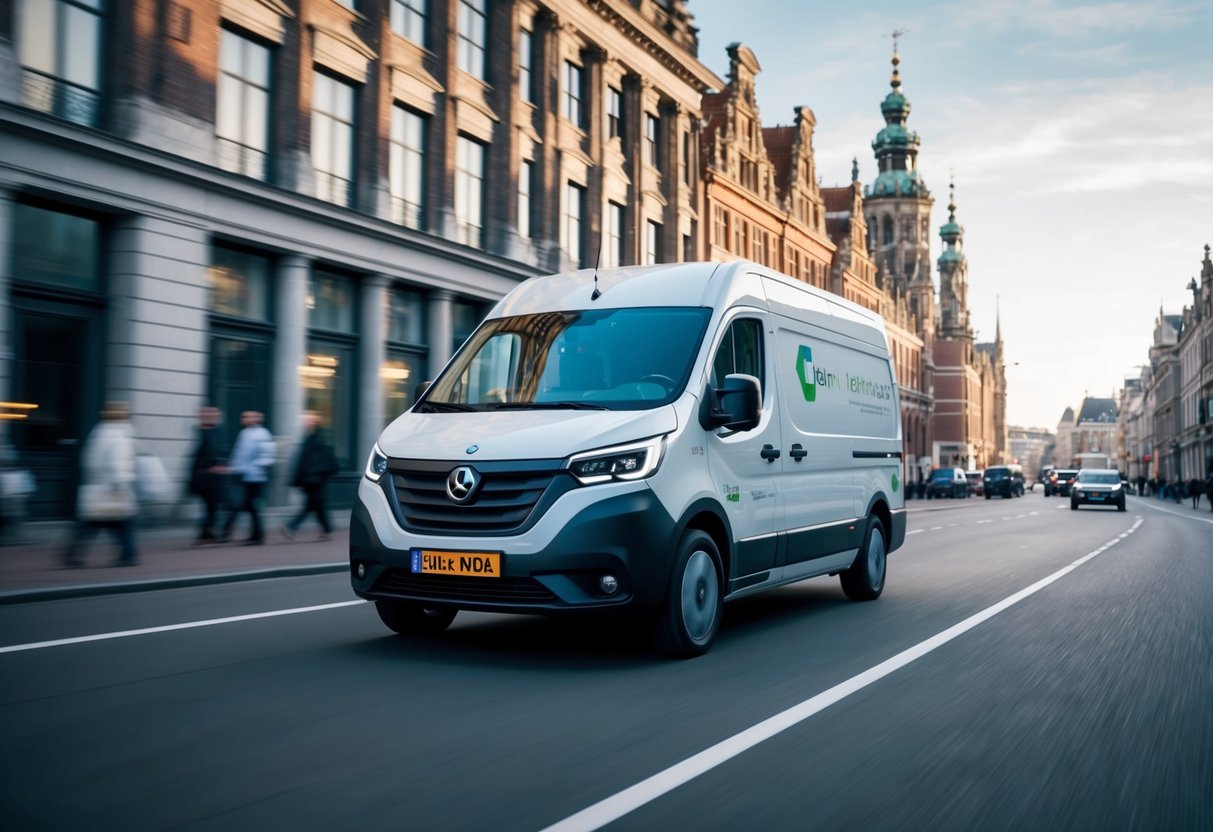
left=983, top=464, right=1025, bottom=499
left=1071, top=469, right=1126, bottom=511
left=1047, top=468, right=1080, bottom=498
left=926, top=467, right=968, bottom=499
left=965, top=470, right=983, bottom=496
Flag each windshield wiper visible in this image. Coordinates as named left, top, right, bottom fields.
left=415, top=401, right=476, bottom=413
left=491, top=401, right=609, bottom=411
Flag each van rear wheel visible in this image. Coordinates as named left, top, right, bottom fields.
left=653, top=530, right=722, bottom=658
left=840, top=516, right=886, bottom=601
left=376, top=600, right=457, bottom=635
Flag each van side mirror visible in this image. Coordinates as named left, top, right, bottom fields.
left=700, top=373, right=761, bottom=432
left=414, top=380, right=432, bottom=402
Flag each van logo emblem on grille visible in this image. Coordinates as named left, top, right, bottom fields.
left=446, top=466, right=480, bottom=503
left=466, top=444, right=479, bottom=454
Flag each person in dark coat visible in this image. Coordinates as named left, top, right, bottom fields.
left=188, top=406, right=227, bottom=544
left=282, top=412, right=339, bottom=541
left=1189, top=477, right=1203, bottom=509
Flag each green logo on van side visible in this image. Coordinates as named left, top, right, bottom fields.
left=796, top=345, right=815, bottom=401
left=892, top=472, right=900, bottom=492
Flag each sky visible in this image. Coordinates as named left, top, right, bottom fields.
left=687, top=0, right=1213, bottom=429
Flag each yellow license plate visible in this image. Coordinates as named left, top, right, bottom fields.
left=410, top=549, right=501, bottom=578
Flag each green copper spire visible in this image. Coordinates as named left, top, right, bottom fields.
left=938, top=178, right=964, bottom=263
left=869, top=38, right=926, bottom=198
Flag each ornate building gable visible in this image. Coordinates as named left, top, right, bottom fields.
left=765, top=106, right=826, bottom=236
left=701, top=43, right=777, bottom=206
left=822, top=163, right=879, bottom=313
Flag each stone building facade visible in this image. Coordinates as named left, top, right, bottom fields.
left=0, top=0, right=720, bottom=519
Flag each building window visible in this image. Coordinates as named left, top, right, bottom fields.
left=307, top=269, right=356, bottom=333
left=518, top=28, right=533, bottom=103
left=563, top=182, right=585, bottom=266
left=607, top=86, right=621, bottom=138
left=518, top=159, right=533, bottom=240
left=384, top=286, right=427, bottom=423
left=605, top=202, right=625, bottom=268
left=305, top=269, right=357, bottom=467
left=644, top=113, right=659, bottom=168
left=209, top=245, right=271, bottom=321
left=389, top=105, right=426, bottom=229
left=12, top=203, right=101, bottom=292
left=216, top=29, right=271, bottom=181
left=457, top=0, right=487, bottom=80
left=454, top=135, right=485, bottom=248
left=713, top=206, right=726, bottom=251
left=311, top=71, right=355, bottom=207
left=645, top=220, right=662, bottom=265
left=452, top=300, right=487, bottom=354
left=17, top=0, right=103, bottom=126
left=563, top=61, right=583, bottom=128
left=390, top=0, right=426, bottom=46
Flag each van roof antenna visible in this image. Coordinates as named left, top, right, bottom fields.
left=590, top=237, right=603, bottom=301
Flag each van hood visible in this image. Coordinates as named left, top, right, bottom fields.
left=377, top=407, right=679, bottom=462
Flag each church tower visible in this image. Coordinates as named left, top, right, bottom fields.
left=864, top=42, right=935, bottom=344
left=937, top=179, right=973, bottom=341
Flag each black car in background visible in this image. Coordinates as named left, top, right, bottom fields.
left=1046, top=468, right=1080, bottom=497
left=983, top=464, right=1025, bottom=498
left=926, top=467, right=969, bottom=499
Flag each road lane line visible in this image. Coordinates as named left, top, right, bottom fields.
left=0, top=600, right=366, bottom=654
left=540, top=517, right=1146, bottom=832
left=977, top=519, right=993, bottom=525
left=906, top=529, right=924, bottom=535
left=1135, top=499, right=1213, bottom=526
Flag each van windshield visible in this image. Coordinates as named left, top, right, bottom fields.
left=419, top=307, right=712, bottom=412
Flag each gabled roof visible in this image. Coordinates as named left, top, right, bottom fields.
left=1076, top=397, right=1118, bottom=424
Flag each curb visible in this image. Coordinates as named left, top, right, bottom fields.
left=0, top=562, right=349, bottom=605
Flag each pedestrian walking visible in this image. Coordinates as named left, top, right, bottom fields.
left=221, top=410, right=276, bottom=545
left=1188, top=477, right=1203, bottom=509
left=282, top=411, right=339, bottom=541
left=188, top=406, right=227, bottom=544
left=1206, top=472, right=1213, bottom=513
left=61, top=401, right=139, bottom=567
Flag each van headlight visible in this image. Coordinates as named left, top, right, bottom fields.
left=364, top=444, right=390, bottom=482
left=567, top=437, right=665, bottom=485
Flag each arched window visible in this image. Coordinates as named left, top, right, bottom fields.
left=882, top=216, right=893, bottom=245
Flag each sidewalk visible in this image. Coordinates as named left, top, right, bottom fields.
left=0, top=514, right=348, bottom=604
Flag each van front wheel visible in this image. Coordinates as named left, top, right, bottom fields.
left=653, top=530, right=723, bottom=658
left=376, top=600, right=457, bottom=635
left=840, top=516, right=886, bottom=601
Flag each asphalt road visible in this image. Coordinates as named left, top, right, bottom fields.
left=1, top=493, right=1210, bottom=831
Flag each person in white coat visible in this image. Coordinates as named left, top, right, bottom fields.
left=62, top=401, right=139, bottom=567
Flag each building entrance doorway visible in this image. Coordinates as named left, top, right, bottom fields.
left=9, top=298, right=103, bottom=519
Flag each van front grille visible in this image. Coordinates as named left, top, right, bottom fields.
left=387, top=459, right=568, bottom=534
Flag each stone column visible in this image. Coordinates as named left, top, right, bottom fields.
left=427, top=290, right=454, bottom=381
left=360, top=274, right=388, bottom=458
left=273, top=255, right=310, bottom=504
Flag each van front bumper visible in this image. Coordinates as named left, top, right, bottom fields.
left=349, top=487, right=680, bottom=615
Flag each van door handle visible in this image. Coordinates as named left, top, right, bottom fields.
left=789, top=444, right=807, bottom=461
left=760, top=444, right=780, bottom=462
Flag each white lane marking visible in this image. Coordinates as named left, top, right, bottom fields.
left=977, top=519, right=993, bottom=525
left=540, top=518, right=1146, bottom=832
left=1135, top=499, right=1213, bottom=526
left=929, top=526, right=943, bottom=531
left=0, top=600, right=367, bottom=655
left=906, top=529, right=924, bottom=535
left=1057, top=504, right=1067, bottom=509
left=1030, top=512, right=1039, bottom=516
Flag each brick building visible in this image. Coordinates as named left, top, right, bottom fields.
left=0, top=0, right=720, bottom=519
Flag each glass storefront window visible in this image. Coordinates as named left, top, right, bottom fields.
left=209, top=246, right=271, bottom=320
left=308, top=269, right=355, bottom=332
left=452, top=299, right=486, bottom=354
left=12, top=203, right=100, bottom=291
left=382, top=353, right=423, bottom=426
left=387, top=287, right=425, bottom=344
left=301, top=342, right=353, bottom=467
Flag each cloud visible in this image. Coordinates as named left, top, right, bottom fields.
left=949, top=0, right=1200, bottom=36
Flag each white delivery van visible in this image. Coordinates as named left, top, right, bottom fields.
left=352, top=261, right=906, bottom=656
